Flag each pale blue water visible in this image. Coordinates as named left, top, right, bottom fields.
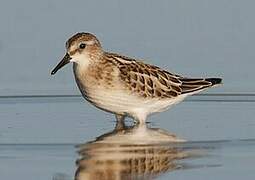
left=1, top=139, right=255, bottom=180
left=0, top=96, right=254, bottom=180
left=1, top=95, right=255, bottom=144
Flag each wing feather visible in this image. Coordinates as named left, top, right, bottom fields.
left=105, top=52, right=222, bottom=98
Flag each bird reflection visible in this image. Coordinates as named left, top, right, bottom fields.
left=75, top=121, right=195, bottom=180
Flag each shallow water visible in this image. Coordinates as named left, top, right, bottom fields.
left=0, top=95, right=255, bottom=180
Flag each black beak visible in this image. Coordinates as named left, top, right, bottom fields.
left=51, top=53, right=72, bottom=75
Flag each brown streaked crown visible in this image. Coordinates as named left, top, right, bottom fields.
left=65, top=32, right=101, bottom=49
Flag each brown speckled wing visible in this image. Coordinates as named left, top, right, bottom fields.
left=105, top=52, right=215, bottom=98
left=120, top=64, right=184, bottom=98
left=105, top=53, right=181, bottom=98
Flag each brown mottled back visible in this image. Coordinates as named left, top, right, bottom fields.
left=104, top=52, right=218, bottom=99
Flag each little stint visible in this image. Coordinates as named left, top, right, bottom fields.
left=51, top=32, right=222, bottom=124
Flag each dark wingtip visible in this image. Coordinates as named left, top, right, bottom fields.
left=205, top=78, right=223, bottom=85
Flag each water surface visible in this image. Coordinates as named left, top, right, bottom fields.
left=0, top=96, right=254, bottom=179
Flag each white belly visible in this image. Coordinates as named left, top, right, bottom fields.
left=85, top=87, right=187, bottom=118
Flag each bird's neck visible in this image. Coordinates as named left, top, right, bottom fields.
left=73, top=51, right=103, bottom=73
left=73, top=52, right=105, bottom=85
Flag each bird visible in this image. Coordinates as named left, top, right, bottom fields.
left=51, top=32, right=222, bottom=124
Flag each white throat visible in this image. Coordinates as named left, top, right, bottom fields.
left=70, top=53, right=91, bottom=70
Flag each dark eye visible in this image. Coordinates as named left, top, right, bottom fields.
left=79, top=43, right=86, bottom=49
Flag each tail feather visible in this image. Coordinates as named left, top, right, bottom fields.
left=179, top=77, right=222, bottom=94
left=205, top=78, right=222, bottom=86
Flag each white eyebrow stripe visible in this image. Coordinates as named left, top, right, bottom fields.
left=84, top=40, right=95, bottom=45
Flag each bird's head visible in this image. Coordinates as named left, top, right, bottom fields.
left=51, top=32, right=102, bottom=75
